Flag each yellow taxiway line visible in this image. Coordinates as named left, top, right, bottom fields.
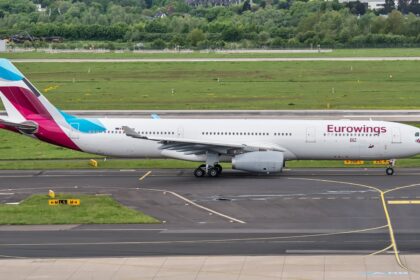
left=288, top=177, right=408, bottom=270
left=388, top=200, right=420, bottom=205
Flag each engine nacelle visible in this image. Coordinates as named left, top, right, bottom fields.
left=232, top=151, right=284, bottom=173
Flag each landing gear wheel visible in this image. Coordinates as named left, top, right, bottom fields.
left=208, top=167, right=219, bottom=177
left=194, top=167, right=205, bottom=177
left=386, top=167, right=394, bottom=176
left=214, top=164, right=223, bottom=175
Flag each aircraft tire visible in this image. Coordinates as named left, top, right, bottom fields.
left=208, top=167, right=219, bottom=177
left=215, top=164, right=223, bottom=175
left=386, top=167, right=394, bottom=176
left=194, top=167, right=205, bottom=177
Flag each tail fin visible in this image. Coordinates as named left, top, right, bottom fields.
left=0, top=59, right=81, bottom=150
left=0, top=59, right=63, bottom=123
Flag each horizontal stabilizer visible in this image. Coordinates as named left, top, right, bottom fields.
left=0, top=119, right=38, bottom=134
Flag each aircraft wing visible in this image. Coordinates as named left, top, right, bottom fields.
left=122, top=126, right=285, bottom=155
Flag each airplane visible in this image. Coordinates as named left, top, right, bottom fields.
left=0, top=58, right=419, bottom=177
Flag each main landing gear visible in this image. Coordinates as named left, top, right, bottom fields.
left=385, top=159, right=396, bottom=176
left=194, top=164, right=223, bottom=178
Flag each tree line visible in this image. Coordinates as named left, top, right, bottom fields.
left=0, top=0, right=420, bottom=49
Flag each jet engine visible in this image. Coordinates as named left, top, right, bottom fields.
left=232, top=151, right=284, bottom=173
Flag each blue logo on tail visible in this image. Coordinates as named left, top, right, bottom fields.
left=0, top=59, right=24, bottom=81
left=60, top=111, right=106, bottom=133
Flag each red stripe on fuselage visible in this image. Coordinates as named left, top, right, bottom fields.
left=0, top=86, right=80, bottom=151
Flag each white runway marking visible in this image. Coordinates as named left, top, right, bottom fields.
left=139, top=171, right=152, bottom=181
left=142, top=188, right=246, bottom=224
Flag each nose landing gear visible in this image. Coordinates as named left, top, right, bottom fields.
left=385, top=159, right=396, bottom=176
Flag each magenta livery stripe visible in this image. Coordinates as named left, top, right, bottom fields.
left=0, top=86, right=80, bottom=151
left=0, top=86, right=50, bottom=118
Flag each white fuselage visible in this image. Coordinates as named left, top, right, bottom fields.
left=69, top=119, right=420, bottom=162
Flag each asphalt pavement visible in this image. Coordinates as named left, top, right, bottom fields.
left=0, top=168, right=420, bottom=259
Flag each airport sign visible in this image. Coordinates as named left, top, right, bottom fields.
left=48, top=199, right=80, bottom=206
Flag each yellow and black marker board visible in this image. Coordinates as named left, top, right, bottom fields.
left=344, top=160, right=364, bottom=165
left=48, top=199, right=80, bottom=206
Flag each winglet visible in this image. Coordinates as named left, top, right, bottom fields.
left=151, top=113, right=160, bottom=119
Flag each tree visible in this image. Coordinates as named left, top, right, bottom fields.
left=151, top=38, right=166, bottom=49
left=346, top=1, right=366, bottom=15
left=188, top=28, right=205, bottom=46
left=385, top=9, right=404, bottom=34
left=398, top=0, right=410, bottom=13
left=145, top=20, right=168, bottom=33
left=408, top=0, right=420, bottom=14
left=221, top=25, right=243, bottom=41
left=382, top=0, right=395, bottom=14
left=242, top=0, right=251, bottom=12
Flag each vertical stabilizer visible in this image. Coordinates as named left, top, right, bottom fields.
left=0, top=59, right=81, bottom=150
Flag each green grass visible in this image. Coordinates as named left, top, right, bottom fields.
left=0, top=194, right=159, bottom=225
left=0, top=58, right=420, bottom=169
left=2, top=48, right=420, bottom=59
left=0, top=130, right=94, bottom=160
left=1, top=60, right=418, bottom=110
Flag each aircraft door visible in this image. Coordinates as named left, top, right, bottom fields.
left=392, top=128, right=401, bottom=143
left=306, top=127, right=316, bottom=143
left=177, top=127, right=184, bottom=138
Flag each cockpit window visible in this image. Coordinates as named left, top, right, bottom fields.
left=416, top=132, right=419, bottom=137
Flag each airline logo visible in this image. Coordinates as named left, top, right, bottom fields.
left=327, top=125, right=387, bottom=134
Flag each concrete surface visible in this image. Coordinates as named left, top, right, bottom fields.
left=1, top=255, right=419, bottom=280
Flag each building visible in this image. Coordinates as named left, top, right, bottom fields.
left=35, top=4, right=46, bottom=12
left=186, top=0, right=243, bottom=6
left=339, top=0, right=385, bottom=10
left=0, top=40, right=6, bottom=52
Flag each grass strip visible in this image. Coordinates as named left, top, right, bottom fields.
left=0, top=194, right=159, bottom=225
left=2, top=48, right=420, bottom=59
